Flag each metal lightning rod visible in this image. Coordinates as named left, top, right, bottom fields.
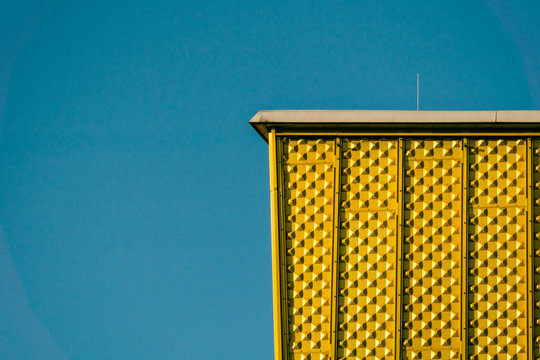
left=417, top=73, right=420, bottom=111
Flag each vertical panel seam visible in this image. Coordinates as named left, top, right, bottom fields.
left=461, top=137, right=469, bottom=360
left=277, top=137, right=290, bottom=360
left=528, top=138, right=534, bottom=360
left=330, top=137, right=342, bottom=360
left=395, top=137, right=404, bottom=360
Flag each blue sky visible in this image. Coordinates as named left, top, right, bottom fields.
left=0, top=1, right=539, bottom=359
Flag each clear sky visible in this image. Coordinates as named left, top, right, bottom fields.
left=0, top=1, right=539, bottom=359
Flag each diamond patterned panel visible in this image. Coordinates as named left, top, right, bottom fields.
left=402, top=139, right=462, bottom=360
left=337, top=138, right=398, bottom=360
left=283, top=138, right=336, bottom=360
left=469, top=139, right=527, bottom=360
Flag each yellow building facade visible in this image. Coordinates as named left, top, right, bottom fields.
left=251, top=110, right=540, bottom=360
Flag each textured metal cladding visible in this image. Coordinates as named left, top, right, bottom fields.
left=402, top=139, right=462, bottom=360
left=283, top=138, right=336, bottom=360
left=273, top=134, right=539, bottom=360
left=469, top=139, right=528, bottom=359
left=337, top=139, right=398, bottom=360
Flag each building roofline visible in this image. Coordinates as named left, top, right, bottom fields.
left=249, top=110, right=540, bottom=142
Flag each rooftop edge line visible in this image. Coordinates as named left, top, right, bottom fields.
left=249, top=110, right=540, bottom=142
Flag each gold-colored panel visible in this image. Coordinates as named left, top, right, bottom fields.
left=272, top=134, right=539, bottom=360
left=402, top=139, right=462, bottom=359
left=337, top=139, right=398, bottom=360
left=283, top=138, right=335, bottom=360
left=469, top=139, right=527, bottom=359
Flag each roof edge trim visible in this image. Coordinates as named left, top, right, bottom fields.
left=249, top=110, right=540, bottom=142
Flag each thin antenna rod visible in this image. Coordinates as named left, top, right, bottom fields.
left=417, top=73, right=420, bottom=111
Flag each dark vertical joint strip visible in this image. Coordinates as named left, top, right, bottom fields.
left=395, top=138, right=404, bottom=360
left=461, top=137, right=469, bottom=360
left=527, top=138, right=533, bottom=360
left=533, top=139, right=540, bottom=359
left=276, top=136, right=289, bottom=360
left=532, top=138, right=540, bottom=359
left=330, top=137, right=342, bottom=360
